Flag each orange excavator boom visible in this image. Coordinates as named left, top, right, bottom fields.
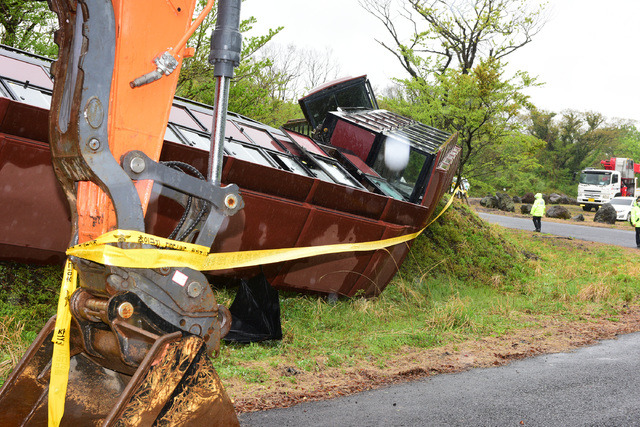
left=0, top=0, right=243, bottom=424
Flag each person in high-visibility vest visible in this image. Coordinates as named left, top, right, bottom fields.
left=531, top=193, right=545, bottom=232
left=630, top=198, right=640, bottom=248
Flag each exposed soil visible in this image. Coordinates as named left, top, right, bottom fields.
left=228, top=202, right=640, bottom=414
left=230, top=306, right=640, bottom=413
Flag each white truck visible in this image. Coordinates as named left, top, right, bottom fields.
left=577, top=157, right=638, bottom=211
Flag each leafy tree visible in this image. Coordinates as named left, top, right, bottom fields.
left=527, top=109, right=628, bottom=194
left=360, top=0, right=546, bottom=78
left=615, top=124, right=640, bottom=162
left=384, top=57, right=541, bottom=187
left=256, top=44, right=341, bottom=101
left=362, top=0, right=546, bottom=193
left=177, top=4, right=339, bottom=125
left=176, top=1, right=287, bottom=122
left=0, top=0, right=57, bottom=56
left=0, top=0, right=302, bottom=125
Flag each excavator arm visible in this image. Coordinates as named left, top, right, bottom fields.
left=0, top=0, right=242, bottom=424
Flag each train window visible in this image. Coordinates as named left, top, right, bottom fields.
left=176, top=127, right=211, bottom=150
left=371, top=137, right=427, bottom=200
left=169, top=106, right=202, bottom=130
left=242, top=126, right=284, bottom=152
left=225, top=139, right=276, bottom=168
left=271, top=153, right=311, bottom=176
left=367, top=176, right=405, bottom=201
left=6, top=82, right=51, bottom=109
left=314, top=157, right=362, bottom=188
left=164, top=126, right=182, bottom=145
left=299, top=158, right=333, bottom=183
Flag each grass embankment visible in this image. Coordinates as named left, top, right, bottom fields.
left=1, top=201, right=640, bottom=408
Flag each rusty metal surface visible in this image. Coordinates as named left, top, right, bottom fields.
left=0, top=48, right=456, bottom=298
left=48, top=0, right=146, bottom=238
left=0, top=48, right=461, bottom=299
left=107, top=334, right=238, bottom=426
left=2, top=0, right=239, bottom=424
left=0, top=123, right=432, bottom=296
left=0, top=319, right=237, bottom=425
left=0, top=317, right=56, bottom=426
left=0, top=129, right=440, bottom=296
left=0, top=127, right=70, bottom=264
left=0, top=317, right=128, bottom=426
left=0, top=97, right=50, bottom=142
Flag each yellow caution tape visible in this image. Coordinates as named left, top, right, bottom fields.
left=66, top=195, right=456, bottom=271
left=48, top=260, right=77, bottom=427
left=425, top=192, right=455, bottom=228
left=48, top=195, right=455, bottom=426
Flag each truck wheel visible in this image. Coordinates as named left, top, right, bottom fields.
left=582, top=206, right=591, bottom=212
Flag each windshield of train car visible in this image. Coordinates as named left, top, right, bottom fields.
left=371, top=137, right=426, bottom=201
left=303, top=82, right=375, bottom=127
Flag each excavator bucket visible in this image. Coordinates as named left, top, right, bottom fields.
left=0, top=0, right=243, bottom=424
left=0, top=318, right=238, bottom=426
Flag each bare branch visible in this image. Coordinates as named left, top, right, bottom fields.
left=362, top=0, right=547, bottom=76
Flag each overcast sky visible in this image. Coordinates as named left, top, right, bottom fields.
left=242, top=0, right=640, bottom=124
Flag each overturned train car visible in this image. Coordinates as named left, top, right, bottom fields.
left=0, top=47, right=460, bottom=297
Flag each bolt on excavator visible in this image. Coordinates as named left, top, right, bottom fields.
left=0, top=0, right=243, bottom=424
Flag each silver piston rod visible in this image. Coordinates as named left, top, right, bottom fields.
left=208, top=0, right=242, bottom=185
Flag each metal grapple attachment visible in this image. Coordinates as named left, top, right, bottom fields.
left=0, top=0, right=242, bottom=424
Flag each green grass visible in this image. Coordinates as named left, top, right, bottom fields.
left=211, top=202, right=640, bottom=384
left=1, top=201, right=639, bottom=390
left=0, top=262, right=60, bottom=333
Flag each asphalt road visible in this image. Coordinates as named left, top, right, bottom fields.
left=479, top=212, right=638, bottom=249
left=239, top=333, right=640, bottom=426
left=238, top=212, right=640, bottom=426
